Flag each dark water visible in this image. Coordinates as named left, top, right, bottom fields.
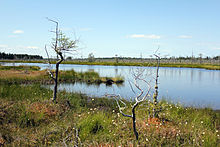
left=2, top=62, right=220, bottom=109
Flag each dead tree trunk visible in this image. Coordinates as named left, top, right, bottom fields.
left=52, top=53, right=63, bottom=102
left=132, top=103, right=139, bottom=140
left=153, top=54, right=160, bottom=118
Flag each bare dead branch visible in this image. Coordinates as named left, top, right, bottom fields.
left=106, top=51, right=160, bottom=140
left=128, top=81, right=136, bottom=94
left=44, top=45, right=51, bottom=64
left=48, top=70, right=55, bottom=81
left=46, top=17, right=58, bottom=25
left=141, top=82, right=152, bottom=101
left=47, top=17, right=59, bottom=53
left=45, top=45, right=55, bottom=80
left=154, top=45, right=160, bottom=54
left=152, top=52, right=160, bottom=118
left=105, top=94, right=132, bottom=118
left=105, top=74, right=151, bottom=140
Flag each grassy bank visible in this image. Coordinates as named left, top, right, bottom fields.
left=1, top=59, right=220, bottom=70
left=0, top=84, right=219, bottom=146
left=159, top=63, right=220, bottom=70
left=67, top=61, right=220, bottom=70
left=0, top=65, right=40, bottom=71
left=0, top=66, right=124, bottom=85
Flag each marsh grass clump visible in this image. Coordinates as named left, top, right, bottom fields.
left=59, top=69, right=77, bottom=80
left=78, top=112, right=112, bottom=141
left=60, top=70, right=124, bottom=84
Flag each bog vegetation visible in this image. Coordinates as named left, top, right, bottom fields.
left=0, top=65, right=219, bottom=146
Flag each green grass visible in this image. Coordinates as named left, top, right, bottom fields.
left=59, top=69, right=124, bottom=84
left=0, top=65, right=40, bottom=71
left=0, top=83, right=219, bottom=146
left=1, top=59, right=220, bottom=70
left=0, top=67, right=124, bottom=85
left=159, top=63, right=220, bottom=70
left=78, top=112, right=113, bottom=142
left=0, top=84, right=52, bottom=101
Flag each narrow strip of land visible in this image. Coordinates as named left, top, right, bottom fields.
left=1, top=59, right=220, bottom=70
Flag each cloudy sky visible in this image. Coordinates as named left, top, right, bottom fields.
left=0, top=0, right=220, bottom=58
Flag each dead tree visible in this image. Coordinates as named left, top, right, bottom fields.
left=152, top=53, right=160, bottom=118
left=107, top=69, right=151, bottom=140
left=46, top=18, right=78, bottom=102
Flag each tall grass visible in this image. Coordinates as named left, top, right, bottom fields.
left=0, top=84, right=51, bottom=101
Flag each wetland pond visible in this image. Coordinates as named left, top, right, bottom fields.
left=2, top=62, right=220, bottom=110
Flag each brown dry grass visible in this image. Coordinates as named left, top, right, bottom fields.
left=0, top=70, right=47, bottom=79
left=28, top=99, right=72, bottom=118
left=136, top=117, right=180, bottom=140
left=29, top=102, right=61, bottom=117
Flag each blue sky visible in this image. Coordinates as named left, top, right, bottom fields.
left=0, top=0, right=220, bottom=58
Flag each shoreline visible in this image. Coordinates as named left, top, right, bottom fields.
left=1, top=59, right=220, bottom=70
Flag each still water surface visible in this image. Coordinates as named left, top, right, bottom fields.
left=2, top=62, right=220, bottom=109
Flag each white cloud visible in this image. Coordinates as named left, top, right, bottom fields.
left=129, top=34, right=161, bottom=39
left=0, top=44, right=8, bottom=48
left=26, top=46, right=39, bottom=49
left=178, top=35, right=192, bottom=39
left=13, top=30, right=24, bottom=34
left=129, top=34, right=145, bottom=38
left=213, top=47, right=220, bottom=50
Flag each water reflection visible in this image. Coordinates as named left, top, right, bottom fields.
left=115, top=67, right=118, bottom=75
left=2, top=62, right=220, bottom=109
left=190, top=69, right=194, bottom=83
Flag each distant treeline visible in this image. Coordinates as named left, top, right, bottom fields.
left=73, top=56, right=220, bottom=61
left=0, top=52, right=43, bottom=60
left=70, top=55, right=220, bottom=65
